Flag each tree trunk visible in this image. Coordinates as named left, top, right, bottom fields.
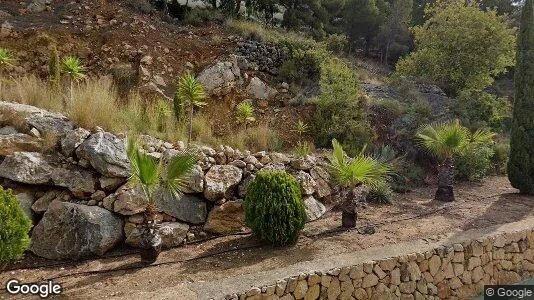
left=188, top=105, right=194, bottom=145
left=435, top=156, right=455, bottom=202
left=339, top=185, right=369, bottom=228
left=139, top=213, right=162, bottom=264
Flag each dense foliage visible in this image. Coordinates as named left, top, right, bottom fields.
left=0, top=187, right=31, bottom=264
left=244, top=171, right=306, bottom=246
left=396, top=0, right=516, bottom=94
left=508, top=0, right=534, bottom=194
left=452, top=90, right=511, bottom=132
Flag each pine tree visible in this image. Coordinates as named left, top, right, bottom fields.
left=508, top=0, right=534, bottom=194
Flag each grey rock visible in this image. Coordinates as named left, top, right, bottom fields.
left=203, top=165, right=243, bottom=201
left=238, top=174, right=256, bottom=198
left=99, top=176, right=126, bottom=192
left=183, top=165, right=204, bottom=193
left=197, top=57, right=241, bottom=95
left=0, top=126, right=18, bottom=135
left=26, top=113, right=74, bottom=140
left=295, top=171, right=316, bottom=195
left=76, top=132, right=130, bottom=177
left=30, top=201, right=124, bottom=260
left=290, top=155, right=316, bottom=170
left=111, top=185, right=147, bottom=216
left=16, top=193, right=35, bottom=224
left=0, top=152, right=96, bottom=195
left=245, top=76, right=277, bottom=100
left=310, top=166, right=332, bottom=198
left=155, top=190, right=207, bottom=224
left=31, top=190, right=61, bottom=213
left=261, top=162, right=286, bottom=172
left=269, top=152, right=290, bottom=164
left=303, top=196, right=326, bottom=222
left=61, top=127, right=90, bottom=157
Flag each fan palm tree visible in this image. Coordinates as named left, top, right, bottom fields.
left=416, top=120, right=495, bottom=202
left=127, top=137, right=198, bottom=263
left=175, top=73, right=207, bottom=145
left=62, top=56, right=86, bottom=104
left=328, top=139, right=392, bottom=227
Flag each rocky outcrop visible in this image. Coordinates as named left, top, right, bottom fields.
left=197, top=56, right=241, bottom=96
left=61, top=127, right=90, bottom=157
left=245, top=76, right=277, bottom=100
left=76, top=131, right=130, bottom=178
left=30, top=201, right=124, bottom=260
left=204, top=200, right=245, bottom=234
left=0, top=152, right=96, bottom=195
left=204, top=165, right=243, bottom=201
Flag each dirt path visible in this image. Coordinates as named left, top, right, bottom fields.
left=1, top=176, right=533, bottom=299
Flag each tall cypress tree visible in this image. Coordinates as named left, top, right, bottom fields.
left=508, top=0, right=534, bottom=194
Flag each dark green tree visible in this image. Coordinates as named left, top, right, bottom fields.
left=508, top=0, right=534, bottom=194
left=377, top=0, right=413, bottom=64
left=344, top=0, right=389, bottom=54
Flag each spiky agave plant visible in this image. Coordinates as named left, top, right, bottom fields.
left=62, top=56, right=86, bottom=104
left=174, top=73, right=207, bottom=145
left=416, top=120, right=494, bottom=201
left=328, top=139, right=392, bottom=227
left=126, top=137, right=198, bottom=262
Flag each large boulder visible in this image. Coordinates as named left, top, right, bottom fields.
left=155, top=190, right=208, bottom=224
left=30, top=201, right=124, bottom=260
left=31, top=190, right=62, bottom=213
left=303, top=196, right=326, bottom=222
left=245, top=76, right=277, bottom=100
left=0, top=152, right=96, bottom=195
left=203, top=165, right=243, bottom=201
left=125, top=222, right=189, bottom=249
left=109, top=185, right=147, bottom=216
left=0, top=133, right=42, bottom=156
left=0, top=102, right=74, bottom=139
left=182, top=165, right=204, bottom=193
left=76, top=132, right=130, bottom=178
left=295, top=171, right=316, bottom=195
left=204, top=200, right=245, bottom=234
left=310, top=166, right=332, bottom=198
left=197, top=57, right=241, bottom=95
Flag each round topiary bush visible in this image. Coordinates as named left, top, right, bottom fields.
left=0, top=187, right=32, bottom=264
left=244, top=171, right=306, bottom=246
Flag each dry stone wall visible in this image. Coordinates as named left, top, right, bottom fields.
left=227, top=228, right=534, bottom=300
left=0, top=101, right=332, bottom=260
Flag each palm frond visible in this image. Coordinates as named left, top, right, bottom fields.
left=416, top=120, right=470, bottom=160
left=62, top=56, right=86, bottom=80
left=127, top=137, right=158, bottom=186
left=161, top=153, right=199, bottom=196
left=0, top=48, right=15, bottom=67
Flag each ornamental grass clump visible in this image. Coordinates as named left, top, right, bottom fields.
left=244, top=171, right=307, bottom=246
left=0, top=187, right=32, bottom=265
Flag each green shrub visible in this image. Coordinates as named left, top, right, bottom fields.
left=244, top=171, right=307, bottom=246
left=491, top=140, right=510, bottom=175
left=323, top=34, right=349, bottom=54
left=452, top=89, right=511, bottom=132
left=367, top=180, right=394, bottom=203
left=454, top=144, right=495, bottom=181
left=0, top=187, right=32, bottom=264
left=280, top=49, right=321, bottom=84
left=244, top=125, right=282, bottom=152
left=294, top=141, right=312, bottom=157
left=184, top=8, right=225, bottom=26
left=48, top=46, right=60, bottom=88
left=314, top=97, right=373, bottom=156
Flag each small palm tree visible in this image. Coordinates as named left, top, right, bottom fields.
left=127, top=137, right=198, bottom=262
left=416, top=120, right=494, bottom=202
left=175, top=73, right=207, bottom=145
left=328, top=139, right=392, bottom=227
left=0, top=48, right=15, bottom=79
left=236, top=101, right=255, bottom=129
left=62, top=56, right=86, bottom=104
left=292, top=120, right=309, bottom=143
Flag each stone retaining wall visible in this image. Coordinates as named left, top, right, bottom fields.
left=0, top=101, right=333, bottom=260
left=228, top=228, right=534, bottom=300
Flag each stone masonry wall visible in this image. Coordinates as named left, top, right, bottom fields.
left=228, top=228, right=534, bottom=300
